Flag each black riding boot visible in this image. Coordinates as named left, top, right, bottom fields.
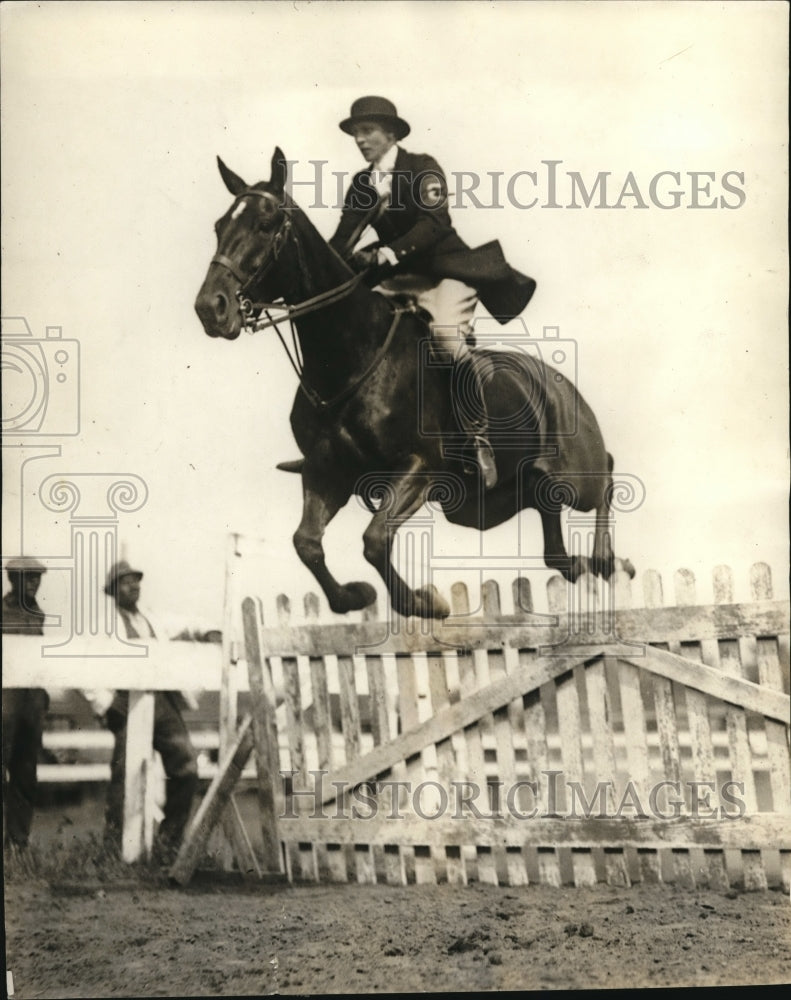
left=454, top=354, right=497, bottom=489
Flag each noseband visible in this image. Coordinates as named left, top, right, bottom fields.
left=210, top=189, right=293, bottom=319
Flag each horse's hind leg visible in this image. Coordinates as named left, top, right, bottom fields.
left=293, top=485, right=377, bottom=614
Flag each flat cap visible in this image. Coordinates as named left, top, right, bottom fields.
left=6, top=557, right=47, bottom=573
left=104, top=560, right=143, bottom=595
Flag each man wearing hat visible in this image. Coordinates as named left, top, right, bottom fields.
left=327, top=96, right=537, bottom=489
left=99, top=560, right=198, bottom=862
left=2, top=557, right=49, bottom=848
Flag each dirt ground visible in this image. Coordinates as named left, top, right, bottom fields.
left=4, top=793, right=790, bottom=997
left=4, top=874, right=790, bottom=996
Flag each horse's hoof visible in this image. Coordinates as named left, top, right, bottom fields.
left=413, top=584, right=451, bottom=620
left=619, top=558, right=636, bottom=579
left=590, top=556, right=615, bottom=580
left=564, top=555, right=589, bottom=583
left=337, top=581, right=377, bottom=613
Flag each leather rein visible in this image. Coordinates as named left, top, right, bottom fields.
left=210, top=189, right=402, bottom=411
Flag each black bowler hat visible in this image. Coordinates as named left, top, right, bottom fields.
left=339, top=96, right=410, bottom=141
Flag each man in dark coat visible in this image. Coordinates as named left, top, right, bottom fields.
left=2, top=557, right=49, bottom=848
left=328, top=96, right=537, bottom=488
left=100, top=560, right=198, bottom=863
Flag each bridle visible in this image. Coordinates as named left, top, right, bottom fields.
left=210, top=188, right=295, bottom=321
left=210, top=188, right=402, bottom=411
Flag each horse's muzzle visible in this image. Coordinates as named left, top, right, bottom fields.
left=194, top=286, right=241, bottom=340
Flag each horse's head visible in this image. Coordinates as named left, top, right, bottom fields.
left=195, top=148, right=292, bottom=340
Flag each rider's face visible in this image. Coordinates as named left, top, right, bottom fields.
left=350, top=122, right=396, bottom=165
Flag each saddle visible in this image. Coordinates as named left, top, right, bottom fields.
left=376, top=291, right=477, bottom=346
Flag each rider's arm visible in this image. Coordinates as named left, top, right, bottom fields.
left=328, top=171, right=379, bottom=257
left=329, top=209, right=366, bottom=256
left=380, top=155, right=456, bottom=264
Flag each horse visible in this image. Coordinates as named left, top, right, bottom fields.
left=195, top=149, right=635, bottom=619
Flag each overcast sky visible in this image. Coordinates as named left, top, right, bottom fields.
left=2, top=1, right=788, bottom=630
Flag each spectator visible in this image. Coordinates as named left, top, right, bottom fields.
left=2, top=557, right=49, bottom=849
left=99, top=560, right=198, bottom=864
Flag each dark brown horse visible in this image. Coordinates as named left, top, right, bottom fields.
left=195, top=150, right=634, bottom=618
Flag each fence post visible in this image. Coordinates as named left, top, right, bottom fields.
left=750, top=564, right=791, bottom=829
left=121, top=691, right=156, bottom=863
left=242, top=596, right=283, bottom=874
left=219, top=533, right=241, bottom=762
left=213, top=532, right=242, bottom=870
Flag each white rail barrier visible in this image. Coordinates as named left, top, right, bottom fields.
left=3, top=636, right=232, bottom=861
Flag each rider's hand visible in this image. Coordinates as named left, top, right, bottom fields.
left=350, top=248, right=379, bottom=272
left=375, top=246, right=399, bottom=268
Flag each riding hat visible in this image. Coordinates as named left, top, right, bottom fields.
left=6, top=556, right=47, bottom=574
left=104, top=560, right=143, bottom=595
left=339, top=96, right=410, bottom=141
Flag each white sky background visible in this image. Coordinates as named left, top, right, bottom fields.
left=1, top=0, right=788, bottom=629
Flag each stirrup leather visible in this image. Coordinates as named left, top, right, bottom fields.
left=463, top=436, right=498, bottom=488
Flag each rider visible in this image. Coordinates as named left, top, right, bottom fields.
left=283, top=96, right=536, bottom=488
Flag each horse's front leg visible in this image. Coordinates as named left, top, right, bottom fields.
left=293, top=483, right=377, bottom=614
left=539, top=505, right=587, bottom=583
left=590, top=494, right=636, bottom=581
left=362, top=457, right=450, bottom=619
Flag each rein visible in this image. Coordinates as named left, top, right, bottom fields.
left=245, top=271, right=366, bottom=331
left=211, top=187, right=401, bottom=411
left=296, top=306, right=403, bottom=412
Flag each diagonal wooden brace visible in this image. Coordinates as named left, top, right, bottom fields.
left=169, top=715, right=258, bottom=885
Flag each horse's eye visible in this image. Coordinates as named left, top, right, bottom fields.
left=258, top=209, right=279, bottom=231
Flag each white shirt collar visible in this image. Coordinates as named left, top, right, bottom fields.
left=371, top=143, right=399, bottom=173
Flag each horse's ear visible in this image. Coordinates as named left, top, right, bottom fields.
left=217, top=157, right=248, bottom=197
left=271, top=147, right=288, bottom=195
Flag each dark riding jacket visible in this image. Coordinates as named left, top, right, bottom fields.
left=329, top=147, right=536, bottom=324
left=2, top=590, right=45, bottom=635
